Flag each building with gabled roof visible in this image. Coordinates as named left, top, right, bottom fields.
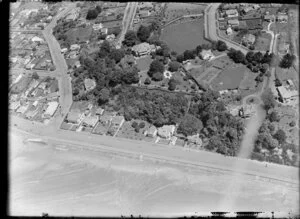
left=146, top=125, right=157, bottom=137
left=82, top=115, right=99, bottom=127
left=157, top=125, right=175, bottom=139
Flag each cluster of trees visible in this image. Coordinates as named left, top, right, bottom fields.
left=86, top=5, right=102, bottom=20
left=227, top=49, right=274, bottom=82
left=147, top=59, right=165, bottom=81
left=279, top=53, right=295, bottom=69
left=261, top=89, right=276, bottom=112
left=176, top=40, right=227, bottom=63
left=132, top=121, right=146, bottom=133
left=115, top=86, right=189, bottom=127
left=72, top=40, right=140, bottom=104
left=186, top=90, right=244, bottom=156
left=53, top=20, right=77, bottom=47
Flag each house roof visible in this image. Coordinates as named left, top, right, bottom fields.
left=187, top=134, right=202, bottom=145
left=157, top=125, right=175, bottom=138
left=96, top=108, right=104, bottom=115
left=84, top=78, right=96, bottom=91
left=44, top=101, right=59, bottom=116
left=227, top=19, right=239, bottom=25
left=31, top=36, right=44, bottom=42
left=132, top=42, right=152, bottom=54
left=82, top=115, right=99, bottom=126
left=147, top=125, right=157, bottom=135
left=111, top=115, right=124, bottom=125
left=277, top=86, right=298, bottom=99
left=225, top=9, right=238, bottom=15
left=70, top=44, right=80, bottom=50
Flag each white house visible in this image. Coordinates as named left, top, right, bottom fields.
left=226, top=26, right=233, bottom=35
left=70, top=44, right=80, bottom=51
left=200, top=49, right=215, bottom=61
left=44, top=101, right=59, bottom=117
left=31, top=36, right=44, bottom=43
left=157, top=125, right=175, bottom=139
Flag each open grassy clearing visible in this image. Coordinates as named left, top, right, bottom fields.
left=160, top=19, right=210, bottom=54
left=65, top=26, right=93, bottom=44
left=255, top=32, right=271, bottom=51
left=211, top=65, right=248, bottom=91
left=116, top=120, right=152, bottom=141
left=239, top=68, right=257, bottom=91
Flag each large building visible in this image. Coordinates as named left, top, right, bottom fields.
left=131, top=42, right=157, bottom=57
left=277, top=86, right=298, bottom=103
left=44, top=101, right=59, bottom=117
left=157, top=125, right=175, bottom=139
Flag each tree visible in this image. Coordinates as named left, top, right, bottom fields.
left=123, top=30, right=137, bottom=47
left=122, top=66, right=140, bottom=84
left=289, top=121, right=296, bottom=127
left=216, top=40, right=227, bottom=51
left=253, top=51, right=263, bottom=63
left=279, top=53, right=295, bottom=68
left=261, top=89, right=276, bottom=111
left=32, top=72, right=39, bottom=80
left=148, top=59, right=164, bottom=77
left=183, top=50, right=195, bottom=60
left=137, top=25, right=151, bottom=42
left=139, top=122, right=145, bottom=128
left=195, top=45, right=203, bottom=55
left=260, top=63, right=269, bottom=73
left=152, top=72, right=163, bottom=81
left=95, top=5, right=102, bottom=13
left=176, top=54, right=185, bottom=63
left=273, top=129, right=287, bottom=144
left=86, top=9, right=98, bottom=20
left=97, top=88, right=110, bottom=105
left=108, top=49, right=125, bottom=63
left=274, top=78, right=282, bottom=87
left=168, top=61, right=180, bottom=72
left=73, top=88, right=79, bottom=96
left=144, top=77, right=151, bottom=85
left=132, top=121, right=138, bottom=128
left=177, top=114, right=203, bottom=136
left=168, top=78, right=177, bottom=91
left=267, top=111, right=280, bottom=122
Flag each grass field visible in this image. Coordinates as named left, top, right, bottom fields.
left=116, top=120, right=152, bottom=141
left=160, top=19, right=210, bottom=54
left=211, top=65, right=247, bottom=91
left=239, top=69, right=257, bottom=91
left=10, top=76, right=33, bottom=94
left=255, top=32, right=271, bottom=51
left=65, top=26, right=93, bottom=44
left=136, top=55, right=152, bottom=72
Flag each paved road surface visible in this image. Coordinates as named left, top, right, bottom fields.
left=205, top=4, right=248, bottom=55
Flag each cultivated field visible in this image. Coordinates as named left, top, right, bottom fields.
left=160, top=19, right=210, bottom=54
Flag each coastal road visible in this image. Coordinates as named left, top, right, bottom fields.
left=205, top=3, right=248, bottom=55
left=116, top=2, right=138, bottom=48
left=10, top=115, right=298, bottom=186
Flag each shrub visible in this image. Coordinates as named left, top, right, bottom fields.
left=132, top=121, right=138, bottom=128
left=289, top=121, right=296, bottom=127
left=139, top=122, right=145, bottom=128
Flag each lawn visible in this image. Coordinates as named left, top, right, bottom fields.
left=239, top=68, right=257, bottom=91
left=65, top=26, right=93, bottom=44
left=116, top=120, right=152, bottom=141
left=10, top=76, right=32, bottom=94
left=70, top=101, right=91, bottom=112
left=136, top=55, right=152, bottom=72
left=275, top=67, right=298, bottom=89
left=211, top=65, right=248, bottom=91
left=172, top=71, right=197, bottom=92
left=254, top=32, right=271, bottom=51
left=160, top=19, right=211, bottom=54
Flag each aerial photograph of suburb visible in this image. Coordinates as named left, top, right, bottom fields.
left=9, top=0, right=299, bottom=217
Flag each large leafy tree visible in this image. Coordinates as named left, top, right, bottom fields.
left=261, top=89, right=276, bottom=111
left=280, top=53, right=295, bottom=68
left=137, top=25, right=151, bottom=42
left=148, top=59, right=164, bottom=77
left=123, top=30, right=137, bottom=47
left=177, top=114, right=203, bottom=136
left=168, top=61, right=181, bottom=72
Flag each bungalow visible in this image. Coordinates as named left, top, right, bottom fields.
left=66, top=111, right=84, bottom=124
left=96, top=108, right=104, bottom=116
left=61, top=48, right=68, bottom=53
left=10, top=101, right=21, bottom=111
left=187, top=134, right=202, bottom=146
left=227, top=19, right=239, bottom=27
left=277, top=86, right=299, bottom=103
left=106, top=34, right=115, bottom=42
left=139, top=10, right=151, bottom=18
left=44, top=101, right=59, bottom=117
left=226, top=26, right=233, bottom=35
left=157, top=125, right=175, bottom=139
left=146, top=125, right=157, bottom=137
left=169, top=136, right=177, bottom=146
left=31, top=36, right=44, bottom=43
left=225, top=9, right=238, bottom=18
left=111, top=115, right=125, bottom=128
left=242, top=34, right=256, bottom=45
left=239, top=104, right=256, bottom=118
left=69, top=51, right=78, bottom=59
left=100, top=27, right=108, bottom=35
left=74, top=60, right=81, bottom=68
left=82, top=115, right=99, bottom=127
left=131, top=42, right=156, bottom=57
left=277, top=14, right=288, bottom=23
left=70, top=44, right=80, bottom=51
left=84, top=78, right=96, bottom=91
left=93, top=23, right=103, bottom=30
left=242, top=6, right=253, bottom=14
left=200, top=49, right=214, bottom=61
left=16, top=104, right=29, bottom=114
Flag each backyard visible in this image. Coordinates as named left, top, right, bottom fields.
left=160, top=18, right=211, bottom=54
left=254, top=32, right=271, bottom=51
left=65, top=26, right=93, bottom=44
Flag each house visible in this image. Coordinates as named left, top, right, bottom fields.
left=242, top=6, right=253, bottom=14
left=139, top=2, right=153, bottom=10
left=25, top=63, right=35, bottom=70
left=44, top=101, right=59, bottom=117
left=96, top=108, right=104, bottom=116
left=65, top=8, right=79, bottom=21
left=105, top=34, right=115, bottom=42
left=139, top=10, right=151, bottom=18
left=264, top=14, right=275, bottom=22
left=82, top=115, right=99, bottom=127
left=218, top=21, right=227, bottom=30
left=169, top=136, right=177, bottom=146
left=66, top=111, right=84, bottom=124
left=157, top=125, right=175, bottom=139
left=111, top=115, right=125, bottom=128
left=93, top=23, right=103, bottom=30
left=225, top=9, right=238, bottom=18
left=131, top=42, right=156, bottom=57
left=10, top=101, right=21, bottom=111
left=239, top=104, right=256, bottom=118
left=226, top=26, right=233, bottom=35
left=25, top=109, right=38, bottom=119
left=31, top=36, right=44, bottom=43
left=61, top=48, right=68, bottom=53
left=287, top=79, right=294, bottom=87
left=32, top=100, right=39, bottom=107
left=100, top=27, right=108, bottom=34
left=74, top=60, right=81, bottom=68
left=69, top=51, right=78, bottom=59
left=146, top=125, right=157, bottom=137
left=226, top=104, right=240, bottom=116
left=99, top=114, right=112, bottom=125
left=16, top=104, right=29, bottom=114
left=200, top=49, right=214, bottom=61
left=242, top=34, right=256, bottom=45
left=277, top=86, right=299, bottom=103
left=84, top=78, right=96, bottom=91
left=227, top=19, right=239, bottom=27
left=252, top=4, right=260, bottom=10
left=277, top=14, right=288, bottom=23
left=187, top=134, right=202, bottom=146
left=70, top=44, right=80, bottom=51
